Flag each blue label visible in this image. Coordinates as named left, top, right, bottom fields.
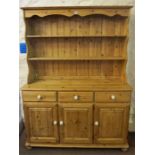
left=20, top=42, right=26, bottom=53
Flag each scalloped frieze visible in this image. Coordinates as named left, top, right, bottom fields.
left=24, top=8, right=130, bottom=18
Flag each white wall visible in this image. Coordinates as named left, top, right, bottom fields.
left=19, top=0, right=135, bottom=131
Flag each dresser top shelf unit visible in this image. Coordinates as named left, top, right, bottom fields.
left=22, top=6, right=131, bottom=90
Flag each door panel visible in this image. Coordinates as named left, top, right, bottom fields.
left=94, top=103, right=129, bottom=144
left=59, top=103, right=93, bottom=144
left=24, top=102, right=58, bottom=143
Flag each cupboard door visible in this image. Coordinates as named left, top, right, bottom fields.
left=59, top=103, right=93, bottom=144
left=24, top=102, right=58, bottom=143
left=94, top=103, right=129, bottom=144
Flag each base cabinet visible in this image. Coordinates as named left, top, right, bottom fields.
left=24, top=101, right=130, bottom=148
left=94, top=104, right=129, bottom=144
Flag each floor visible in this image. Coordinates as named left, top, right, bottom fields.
left=19, top=130, right=135, bottom=155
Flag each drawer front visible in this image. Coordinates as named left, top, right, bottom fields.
left=22, top=91, right=56, bottom=102
left=95, top=91, right=131, bottom=103
left=59, top=92, right=93, bottom=103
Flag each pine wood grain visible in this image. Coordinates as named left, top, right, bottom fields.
left=23, top=7, right=131, bottom=18
left=94, top=103, right=129, bottom=144
left=24, top=102, right=58, bottom=144
left=59, top=103, right=93, bottom=144
left=22, top=6, right=132, bottom=149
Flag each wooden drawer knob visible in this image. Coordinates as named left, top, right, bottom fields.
left=73, top=95, right=79, bottom=100
left=37, top=95, right=42, bottom=100
left=111, top=95, right=116, bottom=100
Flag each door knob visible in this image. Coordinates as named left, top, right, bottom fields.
left=53, top=121, right=57, bottom=125
left=94, top=121, right=99, bottom=126
left=59, top=121, right=64, bottom=126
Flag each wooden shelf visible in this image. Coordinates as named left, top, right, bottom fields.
left=26, top=35, right=127, bottom=38
left=28, top=57, right=127, bottom=61
left=22, top=79, right=132, bottom=91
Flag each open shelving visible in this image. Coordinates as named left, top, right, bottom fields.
left=25, top=11, right=129, bottom=83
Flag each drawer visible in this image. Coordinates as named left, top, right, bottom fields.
left=58, top=92, right=93, bottom=102
left=22, top=91, right=56, bottom=102
left=95, top=91, right=131, bottom=103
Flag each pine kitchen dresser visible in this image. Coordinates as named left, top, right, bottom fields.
left=21, top=6, right=133, bottom=151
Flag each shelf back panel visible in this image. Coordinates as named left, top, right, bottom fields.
left=30, top=61, right=124, bottom=79
left=26, top=15, right=128, bottom=36
left=28, top=37, right=127, bottom=58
